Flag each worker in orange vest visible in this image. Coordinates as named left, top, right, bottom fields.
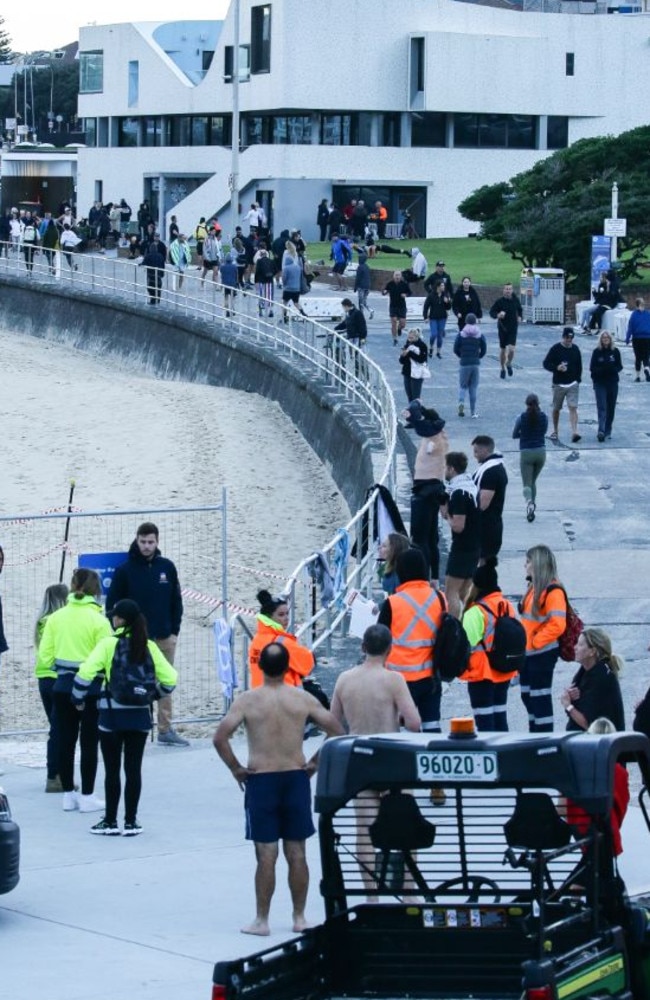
left=248, top=590, right=314, bottom=689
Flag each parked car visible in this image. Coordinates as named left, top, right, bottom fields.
left=0, top=787, right=20, bottom=895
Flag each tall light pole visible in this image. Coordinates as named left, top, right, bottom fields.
left=611, top=181, right=619, bottom=264
left=229, top=0, right=240, bottom=240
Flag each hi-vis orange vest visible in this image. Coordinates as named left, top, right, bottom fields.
left=460, top=591, right=518, bottom=684
left=248, top=618, right=314, bottom=688
left=519, top=582, right=567, bottom=656
left=385, top=580, right=443, bottom=683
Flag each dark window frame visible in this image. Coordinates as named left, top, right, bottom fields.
left=251, top=4, right=272, bottom=75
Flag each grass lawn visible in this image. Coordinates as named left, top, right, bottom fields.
left=306, top=237, right=520, bottom=285
left=305, top=237, right=650, bottom=290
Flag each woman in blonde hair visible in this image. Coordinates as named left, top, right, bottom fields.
left=519, top=544, right=567, bottom=732
left=560, top=628, right=625, bottom=732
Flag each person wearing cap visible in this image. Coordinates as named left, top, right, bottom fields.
left=460, top=558, right=518, bottom=731
left=403, top=402, right=449, bottom=585
left=39, top=568, right=113, bottom=812
left=71, top=598, right=177, bottom=835
left=424, top=261, right=453, bottom=298
left=106, top=522, right=186, bottom=746
left=489, top=283, right=523, bottom=379
left=377, top=548, right=446, bottom=732
left=542, top=328, right=583, bottom=443
left=401, top=246, right=428, bottom=285
left=248, top=590, right=315, bottom=689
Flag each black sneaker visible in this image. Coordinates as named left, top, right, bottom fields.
left=526, top=501, right=536, bottom=523
left=507, top=364, right=513, bottom=377
left=500, top=368, right=506, bottom=379
left=90, top=819, right=120, bottom=836
left=123, top=821, right=143, bottom=837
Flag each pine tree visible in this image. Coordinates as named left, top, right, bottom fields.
left=0, top=16, right=13, bottom=63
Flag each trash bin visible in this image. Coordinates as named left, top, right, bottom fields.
left=519, top=268, right=565, bottom=324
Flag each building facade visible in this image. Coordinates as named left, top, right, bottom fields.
left=76, top=1, right=650, bottom=240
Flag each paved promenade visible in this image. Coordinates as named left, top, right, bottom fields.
left=2, top=274, right=650, bottom=999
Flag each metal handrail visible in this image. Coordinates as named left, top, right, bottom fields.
left=0, top=241, right=397, bottom=689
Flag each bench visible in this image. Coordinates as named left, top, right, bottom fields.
left=300, top=297, right=345, bottom=320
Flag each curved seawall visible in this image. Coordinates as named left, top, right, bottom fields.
left=0, top=281, right=375, bottom=512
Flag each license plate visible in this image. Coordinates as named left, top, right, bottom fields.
left=416, top=751, right=498, bottom=782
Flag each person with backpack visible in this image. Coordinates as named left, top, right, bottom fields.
left=460, top=558, right=524, bottom=732
left=21, top=213, right=39, bottom=273
left=377, top=547, right=446, bottom=734
left=71, top=598, right=177, bottom=836
left=518, top=544, right=568, bottom=732
left=193, top=216, right=209, bottom=269
left=38, top=568, right=113, bottom=813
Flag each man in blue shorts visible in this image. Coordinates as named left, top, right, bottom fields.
left=214, top=642, right=343, bottom=937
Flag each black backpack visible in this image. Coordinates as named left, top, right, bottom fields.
left=477, top=600, right=526, bottom=674
left=108, top=635, right=157, bottom=706
left=433, top=592, right=470, bottom=683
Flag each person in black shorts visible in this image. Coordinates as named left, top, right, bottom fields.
left=440, top=451, right=481, bottom=618
left=213, top=643, right=343, bottom=936
left=382, top=270, right=411, bottom=345
left=471, top=435, right=508, bottom=563
left=489, top=283, right=523, bottom=379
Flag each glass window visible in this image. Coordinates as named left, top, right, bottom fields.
left=357, top=113, right=373, bottom=146
left=143, top=117, right=162, bottom=147
left=454, top=113, right=479, bottom=147
left=322, top=114, right=353, bottom=145
left=166, top=116, right=191, bottom=146
left=209, top=116, right=232, bottom=145
left=244, top=115, right=270, bottom=144
left=128, top=61, right=139, bottom=108
left=191, top=117, right=209, bottom=146
left=382, top=113, right=401, bottom=147
left=79, top=51, right=104, bottom=94
left=411, top=112, right=446, bottom=147
left=251, top=4, right=271, bottom=74
left=118, top=117, right=139, bottom=147
left=202, top=50, right=214, bottom=72
left=286, top=115, right=312, bottom=144
left=566, top=52, right=574, bottom=77
left=508, top=115, right=536, bottom=149
left=97, top=118, right=109, bottom=148
left=224, top=44, right=250, bottom=81
left=410, top=37, right=424, bottom=94
left=83, top=118, right=97, bottom=147
left=479, top=114, right=507, bottom=148
left=547, top=116, right=568, bottom=149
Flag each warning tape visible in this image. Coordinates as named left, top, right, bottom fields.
left=228, top=562, right=288, bottom=582
left=3, top=505, right=84, bottom=527
left=5, top=541, right=77, bottom=567
left=181, top=586, right=256, bottom=617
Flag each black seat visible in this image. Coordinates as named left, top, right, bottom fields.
left=369, top=792, right=435, bottom=896
left=505, top=793, right=573, bottom=851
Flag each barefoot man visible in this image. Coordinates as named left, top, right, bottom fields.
left=214, top=642, right=343, bottom=936
left=330, top=624, right=421, bottom=898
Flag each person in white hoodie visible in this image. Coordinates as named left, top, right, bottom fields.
left=453, top=313, right=486, bottom=419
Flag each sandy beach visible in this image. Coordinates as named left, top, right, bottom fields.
left=0, top=329, right=350, bottom=732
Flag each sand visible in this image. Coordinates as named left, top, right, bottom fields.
left=0, top=330, right=350, bottom=733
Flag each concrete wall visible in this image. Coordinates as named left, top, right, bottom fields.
left=0, top=280, right=373, bottom=513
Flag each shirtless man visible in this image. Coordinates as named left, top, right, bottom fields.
left=330, top=624, right=421, bottom=898
left=213, top=642, right=343, bottom=937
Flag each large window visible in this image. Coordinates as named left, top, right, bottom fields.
left=79, top=51, right=104, bottom=93
left=454, top=113, right=536, bottom=149
left=272, top=115, right=312, bottom=144
left=210, top=115, right=232, bottom=145
left=322, top=114, right=353, bottom=145
left=143, top=117, right=162, bottom=147
left=411, top=112, right=446, bottom=148
left=251, top=4, right=271, bottom=74
left=165, top=116, right=191, bottom=146
left=224, top=44, right=250, bottom=81
left=118, top=117, right=139, bottom=147
left=382, top=113, right=401, bottom=147
left=547, top=116, right=569, bottom=150
left=83, top=118, right=97, bottom=147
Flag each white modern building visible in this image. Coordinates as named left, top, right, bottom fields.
left=75, top=1, right=650, bottom=240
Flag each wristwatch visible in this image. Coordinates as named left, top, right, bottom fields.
left=565, top=705, right=574, bottom=715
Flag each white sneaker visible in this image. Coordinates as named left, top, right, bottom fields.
left=79, top=794, right=106, bottom=813
left=63, top=791, right=79, bottom=811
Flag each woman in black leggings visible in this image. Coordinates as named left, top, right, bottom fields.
left=72, top=598, right=177, bottom=836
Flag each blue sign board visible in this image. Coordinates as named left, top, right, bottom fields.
left=78, top=551, right=128, bottom=599
left=591, top=235, right=611, bottom=288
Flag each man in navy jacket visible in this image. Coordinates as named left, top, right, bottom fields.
left=107, top=522, right=187, bottom=746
